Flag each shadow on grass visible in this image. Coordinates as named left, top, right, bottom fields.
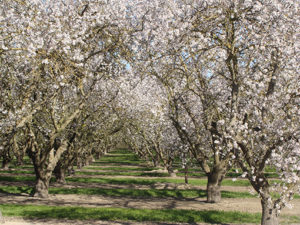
left=49, top=188, right=207, bottom=199
left=76, top=171, right=170, bottom=177
left=0, top=176, right=35, bottom=182
left=0, top=204, right=262, bottom=224
left=0, top=170, right=34, bottom=175
left=1, top=185, right=258, bottom=200
left=0, top=186, right=32, bottom=196
left=66, top=177, right=159, bottom=185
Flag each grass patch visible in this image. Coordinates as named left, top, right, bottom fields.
left=0, top=185, right=259, bottom=199
left=281, top=215, right=300, bottom=224
left=0, top=175, right=252, bottom=186
left=1, top=174, right=283, bottom=188
left=75, top=171, right=170, bottom=177
left=95, top=154, right=142, bottom=162
left=108, top=149, right=134, bottom=154
left=0, top=170, right=34, bottom=175
left=0, top=204, right=262, bottom=224
left=83, top=166, right=157, bottom=171
left=67, top=176, right=253, bottom=187
left=10, top=165, right=34, bottom=169
left=0, top=175, right=35, bottom=182
left=92, top=161, right=146, bottom=166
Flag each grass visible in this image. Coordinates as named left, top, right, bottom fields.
left=0, top=168, right=279, bottom=179
left=108, top=149, right=134, bottom=154
left=0, top=185, right=259, bottom=199
left=66, top=176, right=255, bottom=186
left=95, top=154, right=144, bottom=163
left=0, top=170, right=34, bottom=174
left=3, top=185, right=299, bottom=199
left=0, top=204, right=263, bottom=224
left=83, top=166, right=156, bottom=171
left=75, top=171, right=170, bottom=177
left=0, top=174, right=256, bottom=186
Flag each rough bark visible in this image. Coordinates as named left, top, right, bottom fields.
left=28, top=140, right=68, bottom=198
left=207, top=175, right=221, bottom=203
left=54, top=164, right=66, bottom=184
left=206, top=168, right=225, bottom=203
left=15, top=146, right=26, bottom=166
left=33, top=176, right=50, bottom=198
left=261, top=200, right=279, bottom=225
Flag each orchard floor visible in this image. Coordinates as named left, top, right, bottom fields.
left=1, top=187, right=300, bottom=216
left=1, top=151, right=300, bottom=225
left=0, top=217, right=242, bottom=225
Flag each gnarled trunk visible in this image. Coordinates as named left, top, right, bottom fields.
left=206, top=167, right=225, bottom=203
left=28, top=140, right=69, bottom=198
left=261, top=200, right=279, bottom=225
left=207, top=174, right=221, bottom=203
left=54, top=164, right=66, bottom=184
left=33, top=176, right=50, bottom=198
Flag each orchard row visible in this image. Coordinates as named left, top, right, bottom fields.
left=0, top=1, right=299, bottom=225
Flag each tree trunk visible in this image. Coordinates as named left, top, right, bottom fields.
left=206, top=172, right=223, bottom=203
left=33, top=177, right=50, bottom=198
left=29, top=142, right=69, bottom=198
left=15, top=146, right=26, bottom=166
left=1, top=159, right=10, bottom=170
left=54, top=165, right=66, bottom=184
left=184, top=165, right=188, bottom=184
left=164, top=165, right=177, bottom=177
left=261, top=200, right=279, bottom=225
left=167, top=166, right=177, bottom=177
left=95, top=151, right=102, bottom=160
left=77, top=162, right=82, bottom=169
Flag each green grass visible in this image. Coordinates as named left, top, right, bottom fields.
left=0, top=175, right=253, bottom=186
left=2, top=184, right=299, bottom=199
left=95, top=154, right=142, bottom=162
left=108, top=149, right=134, bottom=154
left=0, top=185, right=259, bottom=199
left=0, top=204, right=263, bottom=224
left=0, top=170, right=34, bottom=174
left=0, top=175, right=35, bottom=182
left=75, top=170, right=170, bottom=177
left=0, top=168, right=278, bottom=179
left=66, top=176, right=254, bottom=186
left=83, top=166, right=157, bottom=171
